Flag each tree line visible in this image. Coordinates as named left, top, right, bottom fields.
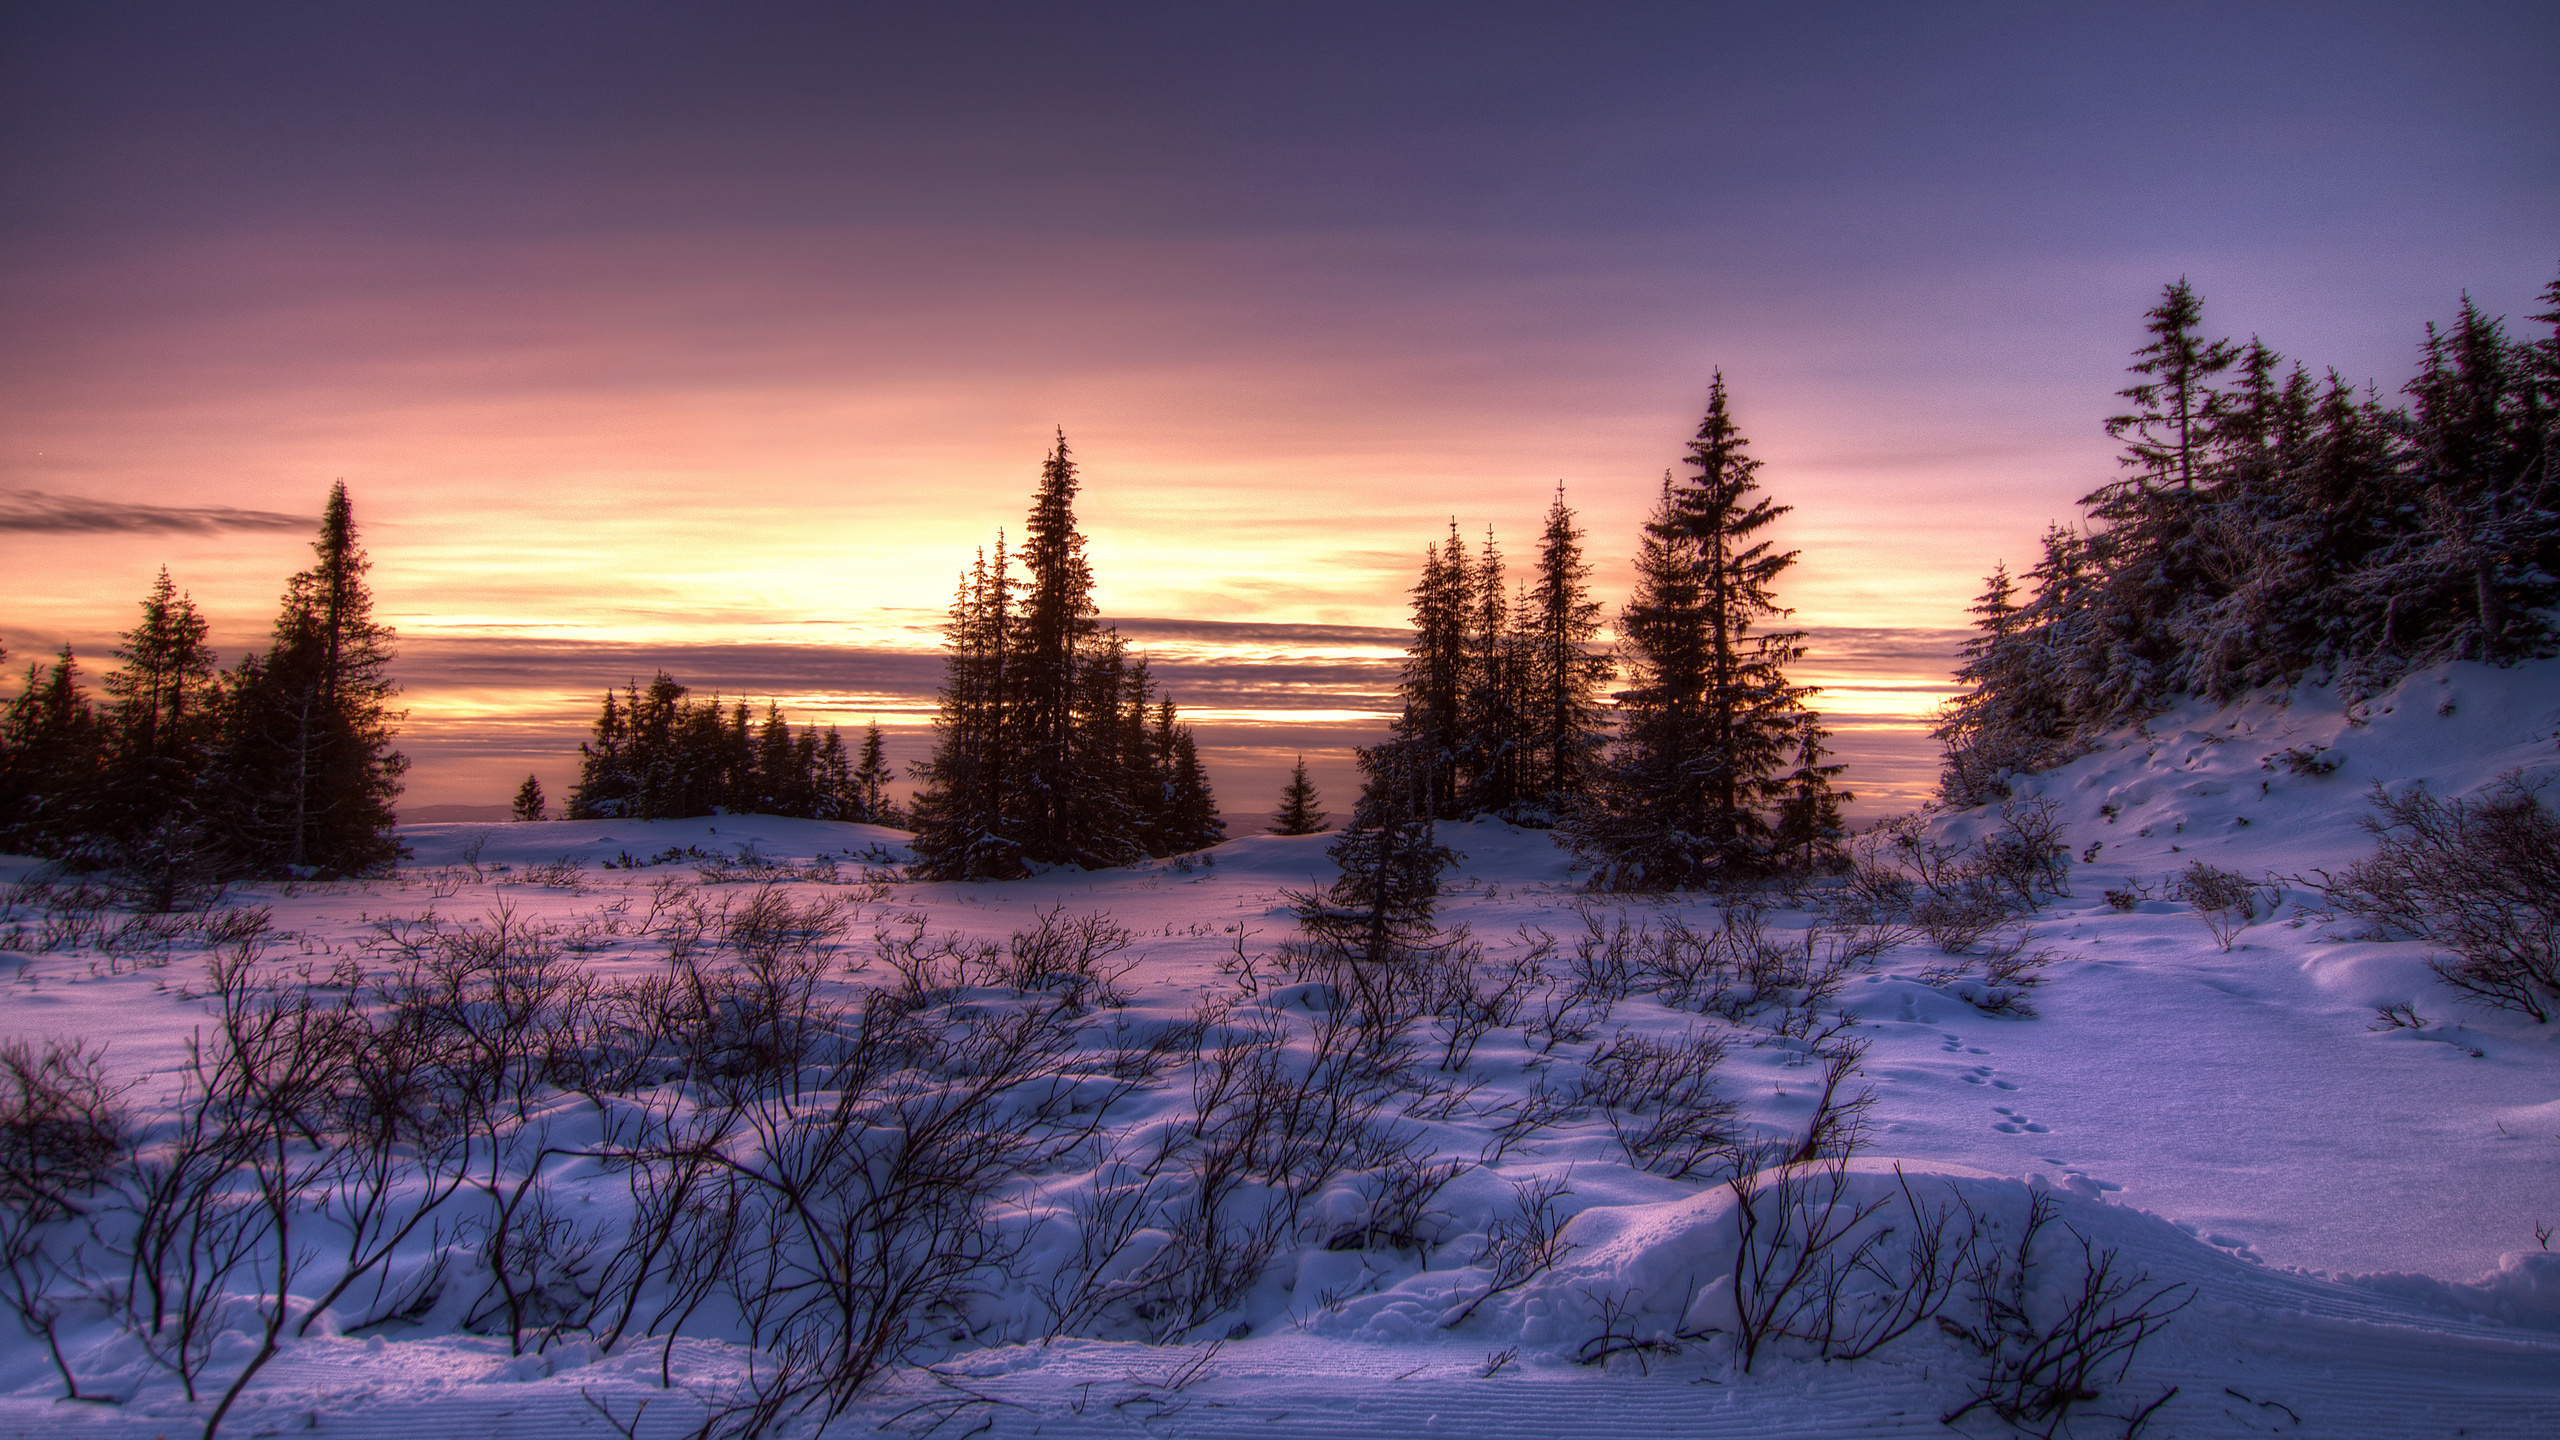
left=0, top=483, right=406, bottom=893
left=1302, top=374, right=1854, bottom=958
left=1937, top=274, right=2560, bottom=804
left=905, top=432, right=1224, bottom=879
left=562, top=677, right=899, bottom=825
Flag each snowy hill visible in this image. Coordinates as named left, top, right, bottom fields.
left=2, top=659, right=2556, bottom=1438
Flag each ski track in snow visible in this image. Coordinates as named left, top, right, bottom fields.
left=4, top=657, right=2558, bottom=1437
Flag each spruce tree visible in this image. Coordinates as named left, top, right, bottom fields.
left=1400, top=524, right=1474, bottom=814
left=1771, top=718, right=1851, bottom=870
left=511, top=774, right=546, bottom=822
left=1294, top=721, right=1454, bottom=963
left=1161, top=715, right=1224, bottom=854
left=566, top=685, right=636, bottom=818
left=1011, top=430, right=1103, bottom=864
left=1566, top=375, right=1814, bottom=888
left=1461, top=528, right=1529, bottom=817
left=101, top=569, right=219, bottom=888
left=213, top=482, right=407, bottom=876
left=1270, top=756, right=1327, bottom=834
left=852, top=721, right=894, bottom=824
left=1522, top=486, right=1611, bottom=813
left=0, top=647, right=102, bottom=857
left=908, top=546, right=1025, bottom=878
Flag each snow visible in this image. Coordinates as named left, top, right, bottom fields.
left=3, top=657, right=2557, bottom=1437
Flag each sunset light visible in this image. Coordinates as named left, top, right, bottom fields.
left=2, top=6, right=2555, bottom=1435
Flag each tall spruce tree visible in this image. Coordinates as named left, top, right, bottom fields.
left=1161, top=712, right=1224, bottom=853
left=1269, top=756, right=1327, bottom=834
left=1566, top=376, right=1814, bottom=888
left=100, top=572, right=222, bottom=900
left=213, top=482, right=406, bottom=876
left=852, top=722, right=894, bottom=824
left=0, top=647, right=102, bottom=857
left=1522, top=486, right=1611, bottom=813
left=909, top=545, right=1025, bottom=878
left=909, top=439, right=1222, bottom=875
left=1401, top=523, right=1474, bottom=814
left=1012, top=430, right=1104, bottom=864
left=1460, top=527, right=1530, bottom=817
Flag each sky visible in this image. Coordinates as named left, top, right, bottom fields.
left=1, top=1, right=2554, bottom=820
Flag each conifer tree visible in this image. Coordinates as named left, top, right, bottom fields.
left=1461, top=528, right=1530, bottom=817
left=1566, top=375, right=1814, bottom=888
left=566, top=685, right=635, bottom=818
left=1161, top=714, right=1224, bottom=853
left=1270, top=756, right=1327, bottom=834
left=511, top=774, right=546, bottom=822
left=1771, top=718, right=1851, bottom=870
left=100, top=569, right=219, bottom=885
left=213, top=482, right=406, bottom=876
left=909, top=545, right=1025, bottom=878
left=852, top=721, right=894, bottom=825
left=1401, top=523, right=1474, bottom=813
left=1012, top=431, right=1103, bottom=864
left=2104, top=279, right=2240, bottom=498
left=0, top=647, right=102, bottom=856
left=1295, top=721, right=1453, bottom=963
left=753, top=702, right=798, bottom=815
left=1522, top=486, right=1611, bottom=812
left=1065, top=628, right=1144, bottom=866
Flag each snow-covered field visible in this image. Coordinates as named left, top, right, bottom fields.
left=3, top=660, right=2557, bottom=1439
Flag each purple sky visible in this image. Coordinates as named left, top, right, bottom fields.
left=2, top=2, right=2553, bottom=818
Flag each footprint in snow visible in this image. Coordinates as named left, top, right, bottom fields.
left=1992, top=1105, right=2051, bottom=1134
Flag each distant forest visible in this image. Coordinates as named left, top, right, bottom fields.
left=3, top=275, right=2552, bottom=895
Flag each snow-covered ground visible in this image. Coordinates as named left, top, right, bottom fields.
left=3, top=659, right=2557, bottom=1438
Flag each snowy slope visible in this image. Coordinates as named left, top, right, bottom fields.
left=2, top=659, right=2557, bottom=1438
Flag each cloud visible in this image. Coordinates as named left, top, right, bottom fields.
left=0, top=489, right=309, bottom=535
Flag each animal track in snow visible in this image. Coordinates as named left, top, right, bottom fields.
left=1991, top=1104, right=2050, bottom=1134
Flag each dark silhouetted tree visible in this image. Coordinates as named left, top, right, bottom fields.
left=852, top=721, right=895, bottom=825
left=211, top=482, right=407, bottom=876
left=1270, top=756, right=1327, bottom=835
left=1566, top=375, right=1814, bottom=888
left=909, top=545, right=1025, bottom=878
left=511, top=774, right=545, bottom=822
left=0, top=647, right=102, bottom=857
left=1771, top=718, right=1851, bottom=871
left=1522, top=486, right=1611, bottom=815
left=1295, top=720, right=1453, bottom=963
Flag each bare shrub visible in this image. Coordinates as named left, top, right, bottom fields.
left=871, top=918, right=997, bottom=998
left=517, top=856, right=585, bottom=889
left=1913, top=878, right=2013, bottom=954
left=0, top=1039, right=128, bottom=1401
left=2170, top=861, right=2260, bottom=950
left=1330, top=1151, right=1468, bottom=1254
left=1981, top=798, right=2074, bottom=906
left=1575, top=1030, right=1737, bottom=1179
left=1439, top=1175, right=1578, bottom=1328
left=995, top=905, right=1139, bottom=1011
left=704, top=995, right=1100, bottom=1433
left=2322, top=773, right=2560, bottom=1020
left=1941, top=1190, right=2194, bottom=1438
left=0, top=1039, right=125, bottom=1220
